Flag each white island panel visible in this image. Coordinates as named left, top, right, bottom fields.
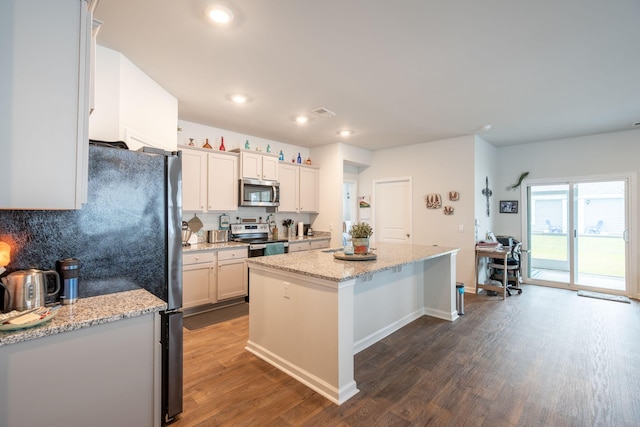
left=246, top=243, right=460, bottom=405
left=353, top=263, right=424, bottom=353
left=246, top=267, right=358, bottom=404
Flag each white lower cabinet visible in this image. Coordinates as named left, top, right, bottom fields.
left=0, top=313, right=160, bottom=427
left=182, top=247, right=248, bottom=308
left=288, top=241, right=310, bottom=253
left=217, top=248, right=248, bottom=300
left=310, top=239, right=330, bottom=250
left=289, top=239, right=330, bottom=253
left=182, top=251, right=217, bottom=309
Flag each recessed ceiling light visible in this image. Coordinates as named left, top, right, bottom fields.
left=231, top=94, right=247, bottom=104
left=479, top=124, right=492, bottom=132
left=208, top=5, right=234, bottom=24
left=295, top=115, right=309, bottom=124
left=338, top=130, right=353, bottom=137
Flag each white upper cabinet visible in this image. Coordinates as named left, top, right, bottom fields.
left=278, top=163, right=319, bottom=213
left=181, top=149, right=207, bottom=212
left=236, top=150, right=279, bottom=181
left=0, top=0, right=92, bottom=209
left=181, top=146, right=238, bottom=213
left=207, top=152, right=238, bottom=212
left=89, top=45, right=178, bottom=151
left=278, top=164, right=299, bottom=212
left=299, top=166, right=319, bottom=212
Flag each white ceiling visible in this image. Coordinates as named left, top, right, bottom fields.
left=94, top=0, right=640, bottom=151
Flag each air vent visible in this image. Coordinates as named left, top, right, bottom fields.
left=311, top=107, right=336, bottom=118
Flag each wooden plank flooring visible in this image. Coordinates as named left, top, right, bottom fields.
left=173, top=285, right=640, bottom=426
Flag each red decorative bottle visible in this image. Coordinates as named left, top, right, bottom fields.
left=219, top=136, right=226, bottom=151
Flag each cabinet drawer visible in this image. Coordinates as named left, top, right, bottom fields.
left=310, top=239, right=330, bottom=250
left=218, top=247, right=247, bottom=261
left=288, top=242, right=310, bottom=253
left=183, top=251, right=215, bottom=265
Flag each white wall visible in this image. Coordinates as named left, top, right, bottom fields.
left=474, top=136, right=499, bottom=241
left=494, top=129, right=640, bottom=297
left=357, top=135, right=477, bottom=289
left=177, top=120, right=309, bottom=162
left=90, top=45, right=178, bottom=151
left=310, top=143, right=373, bottom=246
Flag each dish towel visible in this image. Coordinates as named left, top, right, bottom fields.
left=264, top=242, right=285, bottom=256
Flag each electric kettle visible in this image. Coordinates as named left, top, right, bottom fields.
left=0, top=269, right=60, bottom=312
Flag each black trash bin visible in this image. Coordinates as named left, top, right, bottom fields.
left=456, top=282, right=465, bottom=315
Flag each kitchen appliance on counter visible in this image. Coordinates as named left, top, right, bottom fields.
left=56, top=258, right=80, bottom=305
left=181, top=221, right=192, bottom=247
left=0, top=269, right=60, bottom=312
left=230, top=223, right=289, bottom=257
left=239, top=178, right=280, bottom=207
left=208, top=229, right=229, bottom=243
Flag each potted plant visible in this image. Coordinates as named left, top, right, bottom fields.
left=349, top=222, right=373, bottom=254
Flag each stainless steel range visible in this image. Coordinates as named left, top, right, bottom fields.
left=230, top=223, right=289, bottom=257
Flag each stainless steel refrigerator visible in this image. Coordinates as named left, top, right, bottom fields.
left=88, top=143, right=184, bottom=423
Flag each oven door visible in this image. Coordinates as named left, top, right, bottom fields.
left=240, top=179, right=280, bottom=207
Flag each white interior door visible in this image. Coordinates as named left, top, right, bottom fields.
left=373, top=178, right=412, bottom=243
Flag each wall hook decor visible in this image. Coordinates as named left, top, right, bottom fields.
left=509, top=171, right=529, bottom=190
left=425, top=194, right=442, bottom=209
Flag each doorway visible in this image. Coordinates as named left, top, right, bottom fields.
left=524, top=177, right=630, bottom=293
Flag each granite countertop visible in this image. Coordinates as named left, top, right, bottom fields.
left=183, top=241, right=249, bottom=252
left=182, top=231, right=332, bottom=253
left=0, top=289, right=166, bottom=347
left=246, top=242, right=459, bottom=282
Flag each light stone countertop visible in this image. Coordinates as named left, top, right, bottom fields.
left=0, top=289, right=166, bottom=347
left=246, top=242, right=459, bottom=282
left=183, top=241, right=249, bottom=252
left=182, top=231, right=331, bottom=253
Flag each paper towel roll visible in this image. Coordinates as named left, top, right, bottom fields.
left=298, top=222, right=304, bottom=237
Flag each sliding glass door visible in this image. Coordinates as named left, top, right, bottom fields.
left=525, top=178, right=628, bottom=293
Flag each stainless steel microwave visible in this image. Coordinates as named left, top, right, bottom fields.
left=239, top=178, right=280, bottom=207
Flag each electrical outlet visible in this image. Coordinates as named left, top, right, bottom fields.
left=283, top=282, right=290, bottom=299
left=459, top=224, right=464, bottom=233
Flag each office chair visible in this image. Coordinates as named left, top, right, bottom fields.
left=488, top=236, right=523, bottom=296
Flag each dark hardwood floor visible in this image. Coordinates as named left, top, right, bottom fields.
left=174, top=285, right=640, bottom=426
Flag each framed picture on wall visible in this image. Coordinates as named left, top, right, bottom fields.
left=499, top=200, right=518, bottom=214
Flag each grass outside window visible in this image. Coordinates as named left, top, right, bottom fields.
left=530, top=234, right=624, bottom=277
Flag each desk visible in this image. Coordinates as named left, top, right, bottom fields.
left=475, top=248, right=509, bottom=300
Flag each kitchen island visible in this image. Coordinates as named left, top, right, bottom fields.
left=245, top=242, right=459, bottom=404
left=0, top=289, right=166, bottom=427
